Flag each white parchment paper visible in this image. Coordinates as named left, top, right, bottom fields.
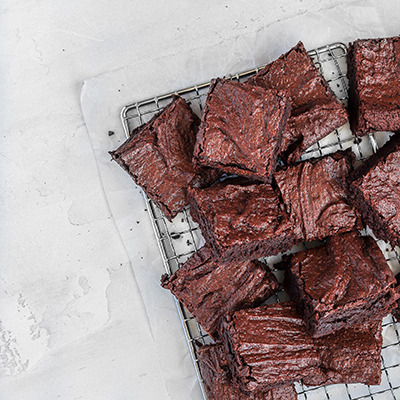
left=81, top=2, right=399, bottom=399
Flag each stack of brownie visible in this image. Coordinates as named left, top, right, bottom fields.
left=110, top=37, right=400, bottom=399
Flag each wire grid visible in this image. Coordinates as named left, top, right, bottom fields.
left=120, top=42, right=400, bottom=400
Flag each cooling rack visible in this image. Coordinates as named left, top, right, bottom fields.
left=120, top=42, right=400, bottom=400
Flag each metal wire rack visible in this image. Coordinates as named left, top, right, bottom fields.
left=120, top=42, right=400, bottom=400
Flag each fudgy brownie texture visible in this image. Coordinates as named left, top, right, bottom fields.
left=197, top=344, right=298, bottom=400
left=110, top=95, right=219, bottom=221
left=221, top=301, right=320, bottom=392
left=247, top=41, right=348, bottom=162
left=187, top=177, right=296, bottom=264
left=193, top=78, right=290, bottom=182
left=283, top=231, right=400, bottom=337
left=303, top=322, right=383, bottom=386
left=393, top=274, right=400, bottom=322
left=347, top=37, right=400, bottom=136
left=274, top=150, right=361, bottom=242
left=160, top=246, right=279, bottom=340
left=348, top=133, right=400, bottom=248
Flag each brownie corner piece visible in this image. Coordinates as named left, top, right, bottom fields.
left=274, top=150, right=360, bottom=242
left=347, top=36, right=400, bottom=136
left=197, top=344, right=298, bottom=400
left=283, top=231, right=399, bottom=337
left=110, top=95, right=207, bottom=221
left=221, top=301, right=320, bottom=392
left=187, top=178, right=296, bottom=264
left=392, top=274, right=400, bottom=322
left=248, top=41, right=347, bottom=162
left=348, top=133, right=400, bottom=248
left=193, top=78, right=290, bottom=182
left=303, top=322, right=383, bottom=387
left=161, top=245, right=279, bottom=340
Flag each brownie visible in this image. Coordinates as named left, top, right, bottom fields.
left=221, top=301, right=320, bottom=392
left=193, top=78, right=290, bottom=182
left=393, top=274, right=400, bottom=322
left=110, top=95, right=219, bottom=221
left=394, top=305, right=400, bottom=321
left=187, top=177, right=296, bottom=264
left=274, top=150, right=361, bottom=242
left=303, top=322, right=383, bottom=386
left=197, top=344, right=298, bottom=400
left=348, top=133, right=400, bottom=248
left=347, top=37, right=400, bottom=136
left=247, top=41, right=348, bottom=162
left=160, top=246, right=279, bottom=340
left=283, top=231, right=400, bottom=337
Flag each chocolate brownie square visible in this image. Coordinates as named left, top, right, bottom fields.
left=349, top=133, right=400, bottom=248
left=283, top=231, right=399, bottom=337
left=347, top=37, right=400, bottom=136
left=303, top=322, right=383, bottom=386
left=220, top=301, right=320, bottom=392
left=161, top=246, right=279, bottom=340
left=197, top=344, right=298, bottom=400
left=187, top=177, right=296, bottom=264
left=274, top=150, right=361, bottom=242
left=247, top=41, right=348, bottom=162
left=110, top=95, right=219, bottom=221
left=193, top=78, right=290, bottom=182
